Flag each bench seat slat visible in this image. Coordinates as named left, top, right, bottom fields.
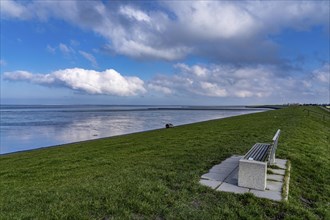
left=244, top=143, right=271, bottom=162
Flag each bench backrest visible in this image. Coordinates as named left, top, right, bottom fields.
left=269, top=129, right=281, bottom=164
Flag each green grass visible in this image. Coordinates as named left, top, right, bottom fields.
left=0, top=106, right=329, bottom=219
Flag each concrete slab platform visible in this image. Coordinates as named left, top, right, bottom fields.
left=201, top=156, right=240, bottom=181
left=201, top=172, right=225, bottom=181
left=223, top=167, right=239, bottom=185
left=275, top=159, right=287, bottom=169
left=199, top=155, right=289, bottom=202
left=217, top=182, right=249, bottom=194
left=250, top=189, right=282, bottom=201
left=268, top=174, right=284, bottom=182
left=223, top=159, right=241, bottom=164
left=207, top=171, right=233, bottom=181
left=209, top=166, right=235, bottom=174
left=269, top=168, right=285, bottom=175
left=199, top=179, right=222, bottom=189
left=266, top=180, right=283, bottom=191
left=221, top=155, right=241, bottom=162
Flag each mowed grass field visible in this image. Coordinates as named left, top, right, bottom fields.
left=0, top=106, right=329, bottom=219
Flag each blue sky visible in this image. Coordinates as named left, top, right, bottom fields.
left=1, top=0, right=329, bottom=105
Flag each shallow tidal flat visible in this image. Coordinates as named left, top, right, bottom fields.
left=0, top=106, right=329, bottom=219
left=0, top=105, right=265, bottom=154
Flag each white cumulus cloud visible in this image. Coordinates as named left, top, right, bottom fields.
left=2, top=1, right=328, bottom=63
left=3, top=68, right=146, bottom=96
left=313, top=63, right=330, bottom=84
left=165, top=1, right=257, bottom=40
left=0, top=0, right=30, bottom=19
left=147, top=83, right=172, bottom=95
left=119, top=5, right=151, bottom=23
left=148, top=63, right=329, bottom=103
left=149, top=64, right=274, bottom=98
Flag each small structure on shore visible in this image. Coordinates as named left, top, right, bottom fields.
left=165, top=123, right=174, bottom=128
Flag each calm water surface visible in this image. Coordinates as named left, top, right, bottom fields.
left=0, top=105, right=267, bottom=154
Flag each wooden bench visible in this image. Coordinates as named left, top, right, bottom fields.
left=238, top=129, right=281, bottom=190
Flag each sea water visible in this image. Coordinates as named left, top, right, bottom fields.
left=0, top=105, right=266, bottom=154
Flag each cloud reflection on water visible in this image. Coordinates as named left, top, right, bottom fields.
left=0, top=108, right=263, bottom=154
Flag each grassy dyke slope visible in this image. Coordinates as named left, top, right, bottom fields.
left=0, top=106, right=329, bottom=219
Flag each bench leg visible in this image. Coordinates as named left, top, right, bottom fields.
left=270, top=153, right=276, bottom=165
left=238, top=159, right=267, bottom=190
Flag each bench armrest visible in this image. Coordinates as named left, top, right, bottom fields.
left=269, top=129, right=281, bottom=165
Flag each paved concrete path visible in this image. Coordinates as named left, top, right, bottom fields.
left=200, top=155, right=289, bottom=201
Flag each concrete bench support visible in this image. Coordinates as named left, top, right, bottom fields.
left=238, top=160, right=267, bottom=190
